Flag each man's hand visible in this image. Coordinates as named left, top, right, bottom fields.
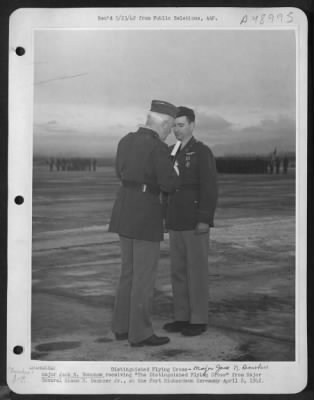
left=195, top=222, right=209, bottom=235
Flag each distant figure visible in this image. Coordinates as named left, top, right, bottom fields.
left=48, top=158, right=54, bottom=172
left=61, top=158, right=66, bottom=171
left=263, top=159, right=268, bottom=174
left=283, top=156, right=289, bottom=174
left=269, top=148, right=277, bottom=174
left=275, top=157, right=281, bottom=174
left=92, top=159, right=97, bottom=171
left=269, top=160, right=274, bottom=174
left=56, top=158, right=61, bottom=171
left=269, top=154, right=276, bottom=174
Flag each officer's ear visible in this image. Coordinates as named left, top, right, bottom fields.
left=163, top=118, right=173, bottom=131
left=160, top=119, right=167, bottom=132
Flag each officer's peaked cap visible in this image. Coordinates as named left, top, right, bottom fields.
left=150, top=100, right=178, bottom=118
left=176, top=106, right=195, bottom=122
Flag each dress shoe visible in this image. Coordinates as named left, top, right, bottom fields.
left=131, top=334, right=170, bottom=347
left=163, top=320, right=189, bottom=333
left=181, top=324, right=207, bottom=336
left=115, top=332, right=128, bottom=340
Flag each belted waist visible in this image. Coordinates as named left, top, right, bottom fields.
left=122, top=180, right=160, bottom=195
left=177, top=183, right=200, bottom=191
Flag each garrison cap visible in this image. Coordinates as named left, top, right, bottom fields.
left=150, top=100, right=178, bottom=118
left=176, top=106, right=195, bottom=122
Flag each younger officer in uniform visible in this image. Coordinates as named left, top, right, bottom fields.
left=109, top=100, right=179, bottom=347
left=163, top=106, right=218, bottom=336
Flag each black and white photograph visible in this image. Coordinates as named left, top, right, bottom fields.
left=7, top=7, right=307, bottom=394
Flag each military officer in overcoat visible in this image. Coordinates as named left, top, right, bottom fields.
left=163, top=106, right=218, bottom=336
left=109, top=100, right=179, bottom=347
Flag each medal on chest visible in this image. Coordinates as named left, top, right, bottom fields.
left=185, top=151, right=195, bottom=168
left=185, top=156, right=191, bottom=168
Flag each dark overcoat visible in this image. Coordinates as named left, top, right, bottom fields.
left=165, top=136, right=218, bottom=230
left=109, top=127, right=179, bottom=242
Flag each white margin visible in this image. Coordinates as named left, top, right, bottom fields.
left=7, top=7, right=308, bottom=394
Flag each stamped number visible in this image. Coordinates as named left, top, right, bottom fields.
left=240, top=12, right=294, bottom=25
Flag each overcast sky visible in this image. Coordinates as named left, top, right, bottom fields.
left=34, top=29, right=296, bottom=157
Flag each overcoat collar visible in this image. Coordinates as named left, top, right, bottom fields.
left=137, top=125, right=159, bottom=139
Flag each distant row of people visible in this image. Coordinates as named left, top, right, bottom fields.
left=269, top=156, right=289, bottom=175
left=46, top=155, right=290, bottom=174
left=47, top=158, right=97, bottom=171
left=216, top=156, right=289, bottom=174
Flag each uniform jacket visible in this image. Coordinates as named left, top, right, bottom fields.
left=109, top=127, right=179, bottom=242
left=165, top=136, right=218, bottom=230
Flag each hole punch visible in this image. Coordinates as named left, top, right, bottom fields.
left=15, top=47, right=25, bottom=56
left=14, top=196, right=24, bottom=205
left=13, top=346, right=23, bottom=355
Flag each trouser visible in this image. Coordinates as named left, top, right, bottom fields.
left=169, top=230, right=209, bottom=324
left=112, top=236, right=160, bottom=344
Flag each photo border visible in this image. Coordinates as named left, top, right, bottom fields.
left=6, top=6, right=309, bottom=395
